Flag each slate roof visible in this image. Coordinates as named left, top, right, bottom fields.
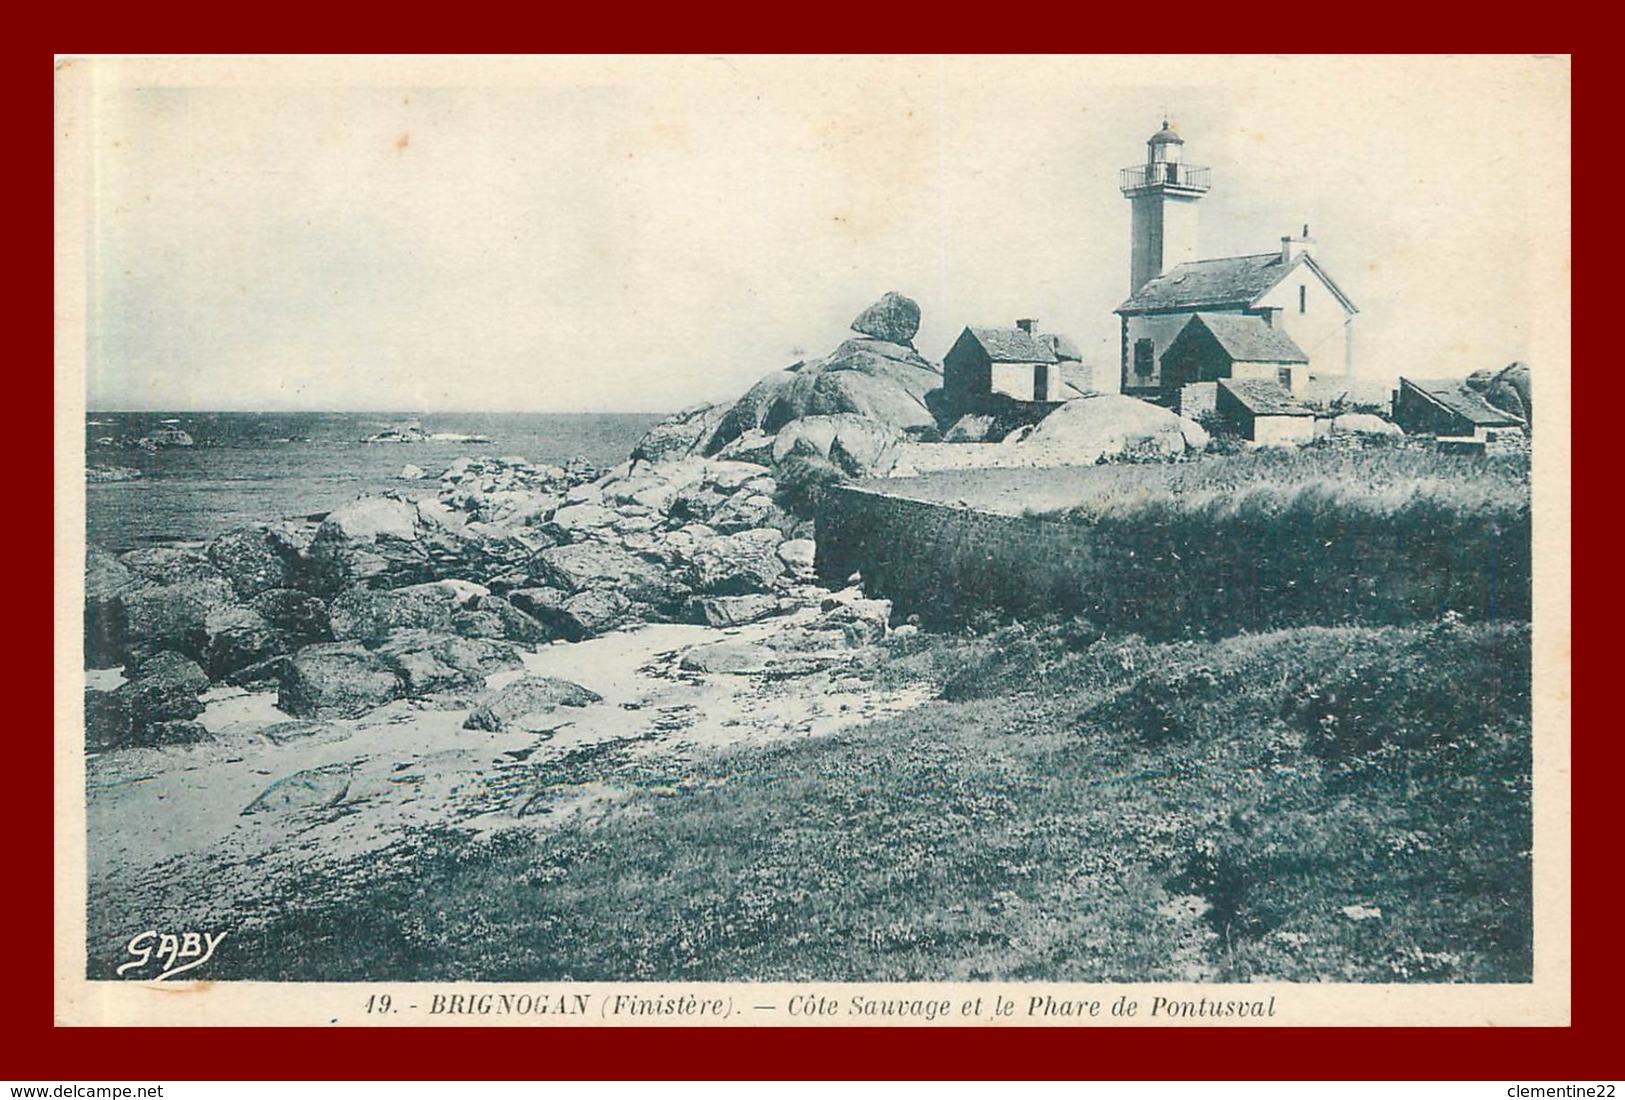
left=1187, top=313, right=1308, bottom=363
left=1118, top=253, right=1287, bottom=312
left=1218, top=379, right=1314, bottom=417
left=1041, top=332, right=1084, bottom=361
left=1401, top=378, right=1526, bottom=427
left=1117, top=252, right=1358, bottom=315
left=962, top=326, right=1058, bottom=364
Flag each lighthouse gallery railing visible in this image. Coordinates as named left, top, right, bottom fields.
left=1120, top=163, right=1211, bottom=192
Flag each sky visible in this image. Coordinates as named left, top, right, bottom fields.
left=64, top=55, right=1570, bottom=413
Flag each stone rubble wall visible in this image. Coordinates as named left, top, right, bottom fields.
left=815, top=484, right=1531, bottom=638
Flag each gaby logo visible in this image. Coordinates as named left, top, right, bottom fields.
left=116, top=930, right=226, bottom=980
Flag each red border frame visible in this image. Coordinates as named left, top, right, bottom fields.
left=28, top=31, right=1597, bottom=1081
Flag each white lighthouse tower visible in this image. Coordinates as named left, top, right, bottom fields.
left=1120, top=119, right=1211, bottom=294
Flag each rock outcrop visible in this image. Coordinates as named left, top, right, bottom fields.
left=706, top=338, right=941, bottom=453
left=678, top=640, right=776, bottom=674
left=246, top=589, right=332, bottom=646
left=530, top=542, right=679, bottom=604
left=362, top=426, right=426, bottom=444
left=278, top=642, right=402, bottom=719
left=772, top=414, right=906, bottom=477
left=454, top=594, right=551, bottom=644
left=374, top=631, right=523, bottom=697
left=685, top=527, right=787, bottom=595
left=1019, top=395, right=1207, bottom=462
left=775, top=538, right=817, bottom=577
left=306, top=497, right=431, bottom=592
left=439, top=455, right=597, bottom=525
left=81, top=297, right=958, bottom=741
left=689, top=594, right=781, bottom=628
left=548, top=590, right=633, bottom=641
left=462, top=675, right=603, bottom=732
left=89, top=665, right=216, bottom=750
left=135, top=429, right=194, bottom=450
left=202, top=606, right=287, bottom=681
left=632, top=294, right=942, bottom=479
left=631, top=403, right=730, bottom=466
left=120, top=547, right=224, bottom=587
left=206, top=527, right=292, bottom=600
left=849, top=291, right=922, bottom=346
left=327, top=581, right=480, bottom=644
left=87, top=465, right=142, bottom=482
left=304, top=475, right=569, bottom=594
left=242, top=764, right=353, bottom=815
left=120, top=575, right=240, bottom=670
left=1467, top=361, right=1532, bottom=430
left=892, top=395, right=1208, bottom=474
left=85, top=686, right=132, bottom=750
left=85, top=546, right=133, bottom=669
left=1331, top=413, right=1402, bottom=437
left=617, top=293, right=942, bottom=544
left=943, top=414, right=999, bottom=444
left=119, top=652, right=211, bottom=736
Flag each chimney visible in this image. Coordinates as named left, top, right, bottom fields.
left=1015, top=318, right=1038, bottom=334
left=1280, top=224, right=1315, bottom=265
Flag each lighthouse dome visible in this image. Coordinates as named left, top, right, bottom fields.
left=1148, top=122, right=1184, bottom=145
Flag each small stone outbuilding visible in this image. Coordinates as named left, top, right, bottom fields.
left=942, top=320, right=1082, bottom=412
left=1392, top=377, right=1526, bottom=441
left=1216, top=379, right=1316, bottom=444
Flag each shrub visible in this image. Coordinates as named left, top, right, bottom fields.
left=773, top=453, right=848, bottom=516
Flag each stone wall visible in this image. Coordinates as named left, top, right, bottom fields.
left=1178, top=382, right=1218, bottom=420
left=816, top=484, right=1530, bottom=638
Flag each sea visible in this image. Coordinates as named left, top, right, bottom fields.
left=84, top=411, right=666, bottom=551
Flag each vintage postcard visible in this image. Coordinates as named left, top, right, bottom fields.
left=54, top=54, right=1571, bottom=1027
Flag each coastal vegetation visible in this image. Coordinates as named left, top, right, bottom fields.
left=1042, top=438, right=1529, bottom=527
left=812, top=440, right=1531, bottom=641
left=225, top=614, right=1531, bottom=983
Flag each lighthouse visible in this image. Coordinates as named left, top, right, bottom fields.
left=1120, top=119, right=1211, bottom=295
left=1114, top=119, right=1357, bottom=399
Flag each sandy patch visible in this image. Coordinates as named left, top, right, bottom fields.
left=84, top=608, right=935, bottom=951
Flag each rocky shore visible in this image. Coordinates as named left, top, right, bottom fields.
left=80, top=290, right=1226, bottom=764
left=82, top=293, right=978, bottom=906
left=82, top=287, right=1242, bottom=926
left=83, top=442, right=897, bottom=749
left=82, top=372, right=919, bottom=961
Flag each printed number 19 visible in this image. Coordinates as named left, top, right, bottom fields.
left=366, top=994, right=392, bottom=1014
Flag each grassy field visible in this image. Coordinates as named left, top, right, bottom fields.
left=227, top=613, right=1532, bottom=983
left=1039, top=439, right=1530, bottom=527
left=818, top=441, right=1531, bottom=638
left=849, top=437, right=1529, bottom=523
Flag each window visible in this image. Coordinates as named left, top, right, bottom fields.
left=1134, top=339, right=1154, bottom=377
left=1278, top=367, right=1293, bottom=388
left=1299, top=285, right=1307, bottom=314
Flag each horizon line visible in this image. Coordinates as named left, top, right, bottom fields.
left=83, top=407, right=679, bottom=416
